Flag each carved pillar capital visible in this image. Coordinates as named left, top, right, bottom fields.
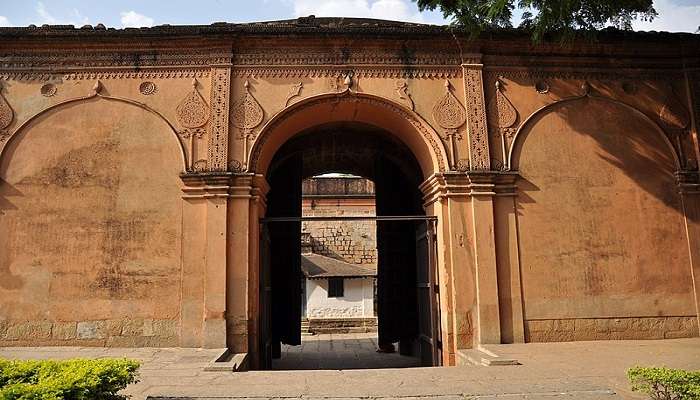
left=180, top=172, right=233, bottom=199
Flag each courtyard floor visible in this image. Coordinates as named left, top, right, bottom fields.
left=0, top=336, right=698, bottom=399
left=273, top=333, right=421, bottom=370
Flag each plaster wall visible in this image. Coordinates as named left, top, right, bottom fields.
left=305, top=278, right=375, bottom=318
left=0, top=99, right=183, bottom=346
left=513, top=96, right=698, bottom=341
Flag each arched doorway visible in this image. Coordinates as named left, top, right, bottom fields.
left=250, top=93, right=447, bottom=370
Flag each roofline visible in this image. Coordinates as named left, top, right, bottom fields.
left=0, top=16, right=697, bottom=43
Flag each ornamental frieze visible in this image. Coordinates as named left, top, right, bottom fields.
left=0, top=49, right=231, bottom=69
left=231, top=66, right=461, bottom=79
left=208, top=67, right=232, bottom=172
left=232, top=49, right=466, bottom=66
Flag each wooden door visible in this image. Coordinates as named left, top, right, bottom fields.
left=415, top=220, right=441, bottom=366
left=259, top=223, right=273, bottom=369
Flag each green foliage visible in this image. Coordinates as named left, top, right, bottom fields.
left=627, top=366, right=700, bottom=400
left=413, top=0, right=657, bottom=41
left=0, top=358, right=139, bottom=400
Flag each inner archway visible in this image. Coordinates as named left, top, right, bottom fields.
left=259, top=122, right=441, bottom=370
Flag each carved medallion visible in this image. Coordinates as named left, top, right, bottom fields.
left=232, top=80, right=264, bottom=138
left=40, top=83, right=57, bottom=97
left=395, top=80, right=414, bottom=111
left=433, top=80, right=466, bottom=133
left=228, top=159, right=244, bottom=172
left=176, top=79, right=210, bottom=129
left=139, top=81, right=157, bottom=95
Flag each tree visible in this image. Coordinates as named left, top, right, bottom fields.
left=413, top=0, right=658, bottom=41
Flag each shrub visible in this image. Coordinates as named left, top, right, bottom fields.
left=0, top=358, right=139, bottom=400
left=627, top=366, right=700, bottom=400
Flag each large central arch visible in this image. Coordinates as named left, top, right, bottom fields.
left=247, top=91, right=449, bottom=178
left=247, top=92, right=449, bottom=370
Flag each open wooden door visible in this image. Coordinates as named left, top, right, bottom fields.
left=259, top=224, right=273, bottom=369
left=415, top=220, right=441, bottom=366
left=267, top=153, right=302, bottom=356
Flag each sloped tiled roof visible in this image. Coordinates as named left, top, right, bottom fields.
left=301, top=253, right=376, bottom=279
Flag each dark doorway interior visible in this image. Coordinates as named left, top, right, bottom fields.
left=260, top=123, right=440, bottom=370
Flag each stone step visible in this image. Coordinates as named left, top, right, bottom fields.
left=456, top=346, right=519, bottom=366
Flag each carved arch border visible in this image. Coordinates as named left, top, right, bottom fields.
left=247, top=91, right=449, bottom=175
left=0, top=92, right=188, bottom=171
left=507, top=93, right=681, bottom=171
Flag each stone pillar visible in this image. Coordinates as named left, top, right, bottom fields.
left=422, top=173, right=479, bottom=364
left=467, top=172, right=501, bottom=344
left=181, top=173, right=232, bottom=348
left=227, top=174, right=253, bottom=352
left=494, top=173, right=525, bottom=343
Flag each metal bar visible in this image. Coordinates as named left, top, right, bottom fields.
left=260, top=215, right=437, bottom=223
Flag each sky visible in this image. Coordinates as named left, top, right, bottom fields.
left=0, top=0, right=698, bottom=33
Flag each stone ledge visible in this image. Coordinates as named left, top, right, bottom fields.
left=306, top=318, right=378, bottom=334
left=0, top=319, right=179, bottom=347
left=525, top=316, right=699, bottom=342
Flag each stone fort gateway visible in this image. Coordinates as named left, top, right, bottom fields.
left=0, top=17, right=699, bottom=370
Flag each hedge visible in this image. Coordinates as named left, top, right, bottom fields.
left=628, top=366, right=700, bottom=400
left=0, top=358, right=139, bottom=400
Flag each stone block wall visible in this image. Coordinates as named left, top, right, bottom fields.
left=302, top=221, right=377, bottom=264
left=302, top=176, right=377, bottom=265
left=0, top=319, right=178, bottom=347
left=525, top=317, right=699, bottom=342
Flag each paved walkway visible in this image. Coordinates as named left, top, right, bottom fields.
left=1, top=337, right=699, bottom=399
left=273, top=333, right=420, bottom=370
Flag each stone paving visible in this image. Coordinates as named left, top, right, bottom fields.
left=273, top=333, right=420, bottom=370
left=0, top=336, right=698, bottom=400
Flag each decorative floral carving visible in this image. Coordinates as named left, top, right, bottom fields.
left=433, top=80, right=466, bottom=133
left=494, top=79, right=517, bottom=129
left=0, top=86, right=14, bottom=142
left=176, top=79, right=210, bottom=172
left=192, top=159, right=208, bottom=172
left=139, top=81, right=157, bottom=95
left=395, top=80, right=414, bottom=111
left=40, top=83, right=57, bottom=97
left=490, top=78, right=519, bottom=167
left=232, top=80, right=264, bottom=170
left=228, top=159, right=244, bottom=172
left=433, top=80, right=466, bottom=169
left=232, top=80, right=264, bottom=138
left=208, top=67, right=231, bottom=172
left=285, top=82, right=303, bottom=107
left=455, top=159, right=470, bottom=172
left=176, top=79, right=210, bottom=129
